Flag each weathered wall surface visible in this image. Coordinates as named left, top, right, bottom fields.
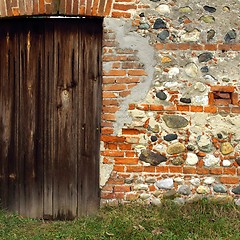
left=0, top=0, right=239, bottom=206
left=101, top=0, right=240, bottom=206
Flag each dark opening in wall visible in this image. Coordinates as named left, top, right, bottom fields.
left=209, top=86, right=238, bottom=106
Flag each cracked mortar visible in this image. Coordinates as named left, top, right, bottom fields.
left=104, top=18, right=156, bottom=135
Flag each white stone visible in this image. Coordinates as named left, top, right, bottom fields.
left=186, top=153, right=199, bottom=165
left=185, top=62, right=199, bottom=78
left=156, top=178, right=174, bottom=190
left=151, top=198, right=162, bottom=206
left=234, top=199, right=240, bottom=206
left=194, top=82, right=207, bottom=92
left=168, top=67, right=180, bottom=78
left=140, top=193, right=151, bottom=200
left=156, top=4, right=171, bottom=15
left=190, top=178, right=201, bottom=186
left=203, top=155, right=220, bottom=167
left=204, top=177, right=215, bottom=185
left=100, top=163, right=113, bottom=187
left=164, top=81, right=179, bottom=88
left=222, top=160, right=231, bottom=167
left=174, top=177, right=184, bottom=184
left=129, top=109, right=146, bottom=118
left=181, top=29, right=200, bottom=42
left=198, top=135, right=211, bottom=148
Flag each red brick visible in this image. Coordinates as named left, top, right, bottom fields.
left=183, top=167, right=196, bottom=174
left=191, top=44, right=204, bottom=50
left=177, top=105, right=189, bottom=112
left=113, top=3, right=137, bottom=11
left=154, top=43, right=165, bottom=50
left=218, top=44, right=231, bottom=51
left=231, top=92, right=238, bottom=105
left=103, top=84, right=127, bottom=91
left=165, top=43, right=178, bottom=50
left=102, top=92, right=118, bottom=98
left=230, top=44, right=240, bottom=51
left=203, top=106, right=217, bottom=113
left=223, top=168, right=236, bottom=175
left=196, top=168, right=209, bottom=175
left=178, top=43, right=190, bottom=50
left=114, top=158, right=138, bottom=165
left=115, top=192, right=125, bottom=199
left=149, top=105, right=164, bottom=111
left=103, top=70, right=126, bottom=76
left=116, top=77, right=140, bottom=83
left=128, top=69, right=147, bottom=76
left=190, top=106, right=203, bottom=112
left=122, top=129, right=140, bottom=135
left=211, top=86, right=235, bottom=93
left=126, top=166, right=143, bottom=172
left=204, top=44, right=217, bottom=51
left=126, top=152, right=135, bottom=157
left=119, top=144, right=132, bottom=150
left=114, top=186, right=131, bottom=192
left=112, top=11, right=131, bottom=18
left=210, top=168, right=223, bottom=175
left=101, top=114, right=116, bottom=121
left=169, top=166, right=183, bottom=173
left=214, top=99, right=231, bottom=106
left=156, top=166, right=168, bottom=173
left=101, top=192, right=115, bottom=199
left=104, top=0, right=113, bottom=16
left=219, top=176, right=239, bottom=184
left=136, top=104, right=149, bottom=111
left=143, top=166, right=155, bottom=172
left=101, top=136, right=126, bottom=143
left=102, top=150, right=124, bottom=157
left=107, top=143, right=118, bottom=150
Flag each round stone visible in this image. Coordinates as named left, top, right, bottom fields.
left=162, top=115, right=188, bottom=129
left=203, top=177, right=215, bottom=185
left=217, top=133, right=223, bottom=139
left=179, top=6, right=192, bottom=13
left=171, top=157, right=185, bottom=165
left=163, top=190, right=177, bottom=199
left=203, top=155, right=220, bottom=167
left=200, top=66, right=209, bottom=73
left=198, top=52, right=213, bottom=63
left=140, top=193, right=151, bottom=200
left=134, top=184, right=148, bottom=191
left=151, top=198, right=162, bottom=206
left=222, top=160, right=231, bottom=167
left=194, top=82, right=207, bottom=92
left=224, top=30, right=236, bottom=43
left=181, top=29, right=200, bottom=42
left=178, top=185, right=191, bottom=195
left=207, top=29, right=215, bottom=41
left=197, top=135, right=212, bottom=152
left=180, top=98, right=191, bottom=104
left=203, top=5, right=216, bottom=13
left=187, top=145, right=195, bottom=151
left=190, top=178, right=200, bottom=186
left=167, top=142, right=185, bottom=155
left=139, top=23, right=150, bottom=30
left=156, top=91, right=167, bottom=100
left=174, top=198, right=186, bottom=205
left=156, top=4, right=170, bottom=15
left=151, top=135, right=158, bottom=142
left=161, top=56, right=172, bottom=63
left=186, top=153, right=199, bottom=165
left=196, top=186, right=210, bottom=194
left=213, top=184, right=227, bottom=193
left=164, top=133, right=178, bottom=142
left=157, top=30, right=169, bottom=41
left=223, top=6, right=230, bottom=12
left=200, top=15, right=215, bottom=23
left=221, top=142, right=234, bottom=155
left=156, top=178, right=174, bottom=190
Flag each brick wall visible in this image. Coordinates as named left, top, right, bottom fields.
left=0, top=0, right=239, bottom=205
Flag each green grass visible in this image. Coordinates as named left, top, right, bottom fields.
left=0, top=199, right=239, bottom=240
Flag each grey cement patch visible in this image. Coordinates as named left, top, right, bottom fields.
left=104, top=18, right=156, bottom=135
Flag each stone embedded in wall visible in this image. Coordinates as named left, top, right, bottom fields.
left=197, top=135, right=212, bottom=153
left=171, top=157, right=185, bottom=165
left=213, top=184, right=227, bottom=193
left=181, top=29, right=200, bottom=42
left=196, top=186, right=210, bottom=194
left=190, top=178, right=201, bottom=186
left=163, top=190, right=177, bottom=199
left=139, top=23, right=150, bottom=30
left=139, top=149, right=167, bottom=166
left=184, top=62, right=199, bottom=78
left=232, top=185, right=240, bottom=194
left=203, top=6, right=216, bottom=13
left=207, top=29, right=216, bottom=41
left=162, top=115, right=188, bottom=129
left=156, top=91, right=167, bottom=100
left=156, top=178, right=174, bottom=190
left=204, top=177, right=215, bottom=185
left=156, top=4, right=171, bottom=15
left=222, top=160, right=231, bottom=167
left=198, top=52, right=213, bottom=63
left=167, top=142, right=185, bottom=155
left=203, top=155, right=220, bottom=167
left=200, top=15, right=215, bottom=23
left=164, top=133, right=178, bottom=142
left=224, top=29, right=236, bottom=43
left=178, top=185, right=191, bottom=195
left=221, top=142, right=234, bottom=155
left=153, top=18, right=167, bottom=29
left=180, top=98, right=191, bottom=104
left=186, top=153, right=199, bottom=165
left=179, top=6, right=192, bottom=13
left=235, top=157, right=240, bottom=166
left=157, top=30, right=170, bottom=41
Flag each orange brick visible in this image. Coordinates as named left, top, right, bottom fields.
left=211, top=86, right=235, bottom=93
left=102, top=106, right=119, bottom=113
left=102, top=99, right=119, bottom=106
left=103, top=70, right=126, bottom=76
left=102, top=128, right=114, bottom=135
left=231, top=92, right=238, bottom=105
left=219, top=176, right=239, bottom=184
left=119, top=144, right=132, bottom=150
left=223, top=168, right=236, bottom=175
left=218, top=44, right=231, bottom=51
left=210, top=168, right=223, bottom=175
left=116, top=77, right=140, bottom=83
left=102, top=150, right=124, bottom=157
left=119, top=90, right=131, bottom=97
left=136, top=104, right=149, bottom=111
left=204, top=44, right=217, bottom=51
left=178, top=43, right=190, bottom=50
left=218, top=107, right=230, bottom=113
left=108, top=143, right=118, bottom=150
left=126, top=152, right=135, bottom=157
left=122, top=129, right=140, bottom=135
left=215, top=99, right=231, bottom=106
left=149, top=185, right=157, bottom=191
left=196, top=152, right=206, bottom=157
left=102, top=185, right=114, bottom=191
left=204, top=106, right=217, bottom=113
left=191, top=44, right=204, bottom=50
left=238, top=169, right=240, bottom=175
left=113, top=3, right=137, bottom=11
left=165, top=43, right=178, bottom=50
left=101, top=192, right=115, bottom=199
left=104, top=0, right=113, bottom=15
left=169, top=166, right=183, bottom=173
left=126, top=193, right=139, bottom=201
left=114, top=157, right=138, bottom=165
left=196, top=168, right=209, bottom=175
left=164, top=105, right=177, bottom=111
left=230, top=44, right=240, bottom=51
left=102, top=92, right=118, bottom=98
left=183, top=167, right=196, bottom=174
left=101, top=136, right=126, bottom=143
left=113, top=165, right=125, bottom=172
left=101, top=114, right=116, bottom=121
left=126, top=166, right=143, bottom=172
left=154, top=43, right=165, bottom=50
left=128, top=69, right=147, bottom=76
left=114, top=186, right=131, bottom=192
left=177, top=105, right=189, bottom=112
left=115, top=192, right=125, bottom=199
left=149, top=105, right=164, bottom=111
left=156, top=166, right=168, bottom=173
left=112, top=11, right=131, bottom=18
left=143, top=166, right=155, bottom=172
left=103, top=84, right=127, bottom=91
left=190, top=106, right=203, bottom=112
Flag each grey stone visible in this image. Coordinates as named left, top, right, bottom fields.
left=200, top=66, right=209, bottom=73
left=222, top=78, right=230, bottom=82
left=235, top=157, right=240, bottom=166
left=171, top=157, right=185, bottom=165
left=197, top=135, right=212, bottom=153
left=178, top=15, right=190, bottom=24
left=173, top=198, right=185, bottom=205
left=164, top=133, right=178, bottom=142
left=178, top=185, right=191, bottom=195
left=213, top=184, right=227, bottom=193
left=232, top=185, right=240, bottom=194
left=163, top=190, right=177, bottom=199
left=125, top=178, right=133, bottom=184
left=180, top=98, right=191, bottom=104
left=153, top=18, right=167, bottom=29
left=187, top=145, right=195, bottom=151
left=217, top=133, right=223, bottom=139
left=151, top=135, right=158, bottom=142
left=203, top=155, right=220, bottom=167
left=204, top=177, right=215, bottom=185
left=167, top=142, right=185, bottom=155
left=200, top=15, right=215, bottom=23
left=198, top=52, right=213, bottom=63
left=235, top=199, right=240, bottom=206
left=157, top=30, right=169, bottom=41
left=151, top=198, right=162, bottom=206
left=203, top=6, right=216, bottom=13
left=139, top=23, right=150, bottom=30
left=224, top=30, right=236, bottom=43
left=207, top=29, right=215, bottom=41
left=181, top=29, right=200, bottom=42
left=185, top=62, right=199, bottom=77
left=134, top=184, right=148, bottom=191
left=153, top=190, right=161, bottom=197
left=156, top=178, right=174, bottom=190
left=139, top=149, right=167, bottom=166
left=156, top=91, right=167, bottom=100
left=140, top=193, right=151, bottom=200
left=162, top=115, right=188, bottom=128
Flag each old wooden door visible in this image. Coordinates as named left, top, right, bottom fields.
left=0, top=18, right=102, bottom=219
